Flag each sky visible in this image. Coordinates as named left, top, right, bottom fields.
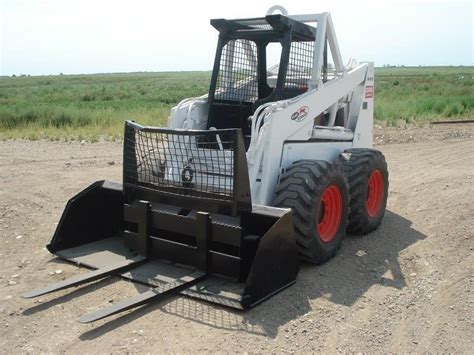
left=0, top=0, right=472, bottom=76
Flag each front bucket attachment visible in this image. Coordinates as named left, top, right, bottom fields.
left=47, top=180, right=124, bottom=253
left=23, top=121, right=298, bottom=322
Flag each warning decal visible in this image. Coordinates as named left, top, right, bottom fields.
left=365, top=86, right=374, bottom=98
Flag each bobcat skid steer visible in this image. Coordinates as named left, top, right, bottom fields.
left=23, top=6, right=388, bottom=323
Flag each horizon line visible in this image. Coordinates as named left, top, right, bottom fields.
left=3, top=65, right=474, bottom=78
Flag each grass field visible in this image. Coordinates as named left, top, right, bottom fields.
left=0, top=66, right=472, bottom=140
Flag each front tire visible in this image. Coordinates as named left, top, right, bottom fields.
left=273, top=160, right=349, bottom=264
left=341, top=149, right=389, bottom=235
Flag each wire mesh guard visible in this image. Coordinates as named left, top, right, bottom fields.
left=285, top=40, right=314, bottom=90
left=124, top=125, right=237, bottom=201
left=215, top=39, right=258, bottom=102
left=234, top=18, right=274, bottom=32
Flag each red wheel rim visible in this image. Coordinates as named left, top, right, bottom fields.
left=317, top=185, right=343, bottom=242
left=366, top=169, right=384, bottom=217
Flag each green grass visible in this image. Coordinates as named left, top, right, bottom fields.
left=374, top=66, right=473, bottom=124
left=0, top=72, right=210, bottom=140
left=0, top=67, right=472, bottom=140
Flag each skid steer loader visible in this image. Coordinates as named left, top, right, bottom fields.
left=23, top=6, right=389, bottom=323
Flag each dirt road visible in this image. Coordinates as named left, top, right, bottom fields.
left=1, top=123, right=473, bottom=353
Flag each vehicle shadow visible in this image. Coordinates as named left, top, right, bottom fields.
left=78, top=209, right=426, bottom=340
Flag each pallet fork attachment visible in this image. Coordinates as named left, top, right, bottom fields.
left=21, top=256, right=147, bottom=299
left=23, top=121, right=298, bottom=322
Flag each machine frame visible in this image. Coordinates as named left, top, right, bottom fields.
left=167, top=8, right=375, bottom=205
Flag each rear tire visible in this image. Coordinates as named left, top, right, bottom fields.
left=273, top=160, right=349, bottom=264
left=341, top=149, right=389, bottom=235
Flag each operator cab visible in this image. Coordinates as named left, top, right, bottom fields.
left=206, top=15, right=316, bottom=145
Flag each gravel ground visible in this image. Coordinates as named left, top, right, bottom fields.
left=0, top=123, right=473, bottom=353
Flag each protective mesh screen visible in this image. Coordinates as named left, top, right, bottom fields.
left=215, top=39, right=258, bottom=102
left=234, top=18, right=273, bottom=31
left=285, top=40, right=314, bottom=90
left=124, top=127, right=237, bottom=201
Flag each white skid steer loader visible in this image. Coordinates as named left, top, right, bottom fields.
left=23, top=6, right=388, bottom=323
left=168, top=5, right=388, bottom=262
